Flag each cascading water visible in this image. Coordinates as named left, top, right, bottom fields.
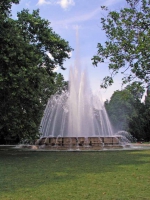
left=39, top=64, right=114, bottom=138
left=40, top=26, right=116, bottom=140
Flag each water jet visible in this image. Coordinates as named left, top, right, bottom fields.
left=38, top=65, right=131, bottom=150
left=37, top=29, right=131, bottom=151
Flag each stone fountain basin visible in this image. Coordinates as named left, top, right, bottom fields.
left=29, top=136, right=128, bottom=150
left=36, top=136, right=121, bottom=146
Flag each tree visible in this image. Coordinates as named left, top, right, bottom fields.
left=52, top=73, right=68, bottom=94
left=0, top=1, right=72, bottom=143
left=105, top=82, right=143, bottom=133
left=0, top=0, right=19, bottom=15
left=105, top=83, right=150, bottom=141
left=129, top=88, right=150, bottom=141
left=125, top=81, right=145, bottom=100
left=92, top=0, right=150, bottom=88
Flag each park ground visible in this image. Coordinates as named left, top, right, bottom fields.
left=0, top=146, right=150, bottom=200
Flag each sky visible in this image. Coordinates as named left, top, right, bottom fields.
left=11, top=0, right=128, bottom=101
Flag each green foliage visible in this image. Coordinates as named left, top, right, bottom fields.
left=105, top=89, right=138, bottom=132
left=0, top=0, right=19, bottom=16
left=129, top=93, right=150, bottom=141
left=125, top=81, right=145, bottom=100
left=92, top=0, right=150, bottom=88
left=0, top=2, right=72, bottom=143
left=106, top=83, right=150, bottom=141
left=52, top=73, right=68, bottom=94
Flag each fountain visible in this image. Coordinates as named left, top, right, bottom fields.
left=40, top=66, right=114, bottom=138
left=35, top=28, right=131, bottom=151
left=36, top=62, right=131, bottom=150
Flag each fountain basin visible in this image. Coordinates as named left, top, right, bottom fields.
left=34, top=136, right=127, bottom=150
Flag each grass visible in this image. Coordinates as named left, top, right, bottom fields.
left=0, top=147, right=150, bottom=200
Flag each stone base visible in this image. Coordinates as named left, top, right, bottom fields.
left=35, top=136, right=122, bottom=150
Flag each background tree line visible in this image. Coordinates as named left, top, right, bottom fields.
left=0, top=0, right=72, bottom=144
left=105, top=83, right=150, bottom=141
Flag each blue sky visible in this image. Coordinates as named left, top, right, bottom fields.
left=12, top=0, right=128, bottom=101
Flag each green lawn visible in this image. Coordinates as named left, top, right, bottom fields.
left=0, top=147, right=150, bottom=200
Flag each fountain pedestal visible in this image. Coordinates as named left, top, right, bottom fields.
left=35, top=136, right=124, bottom=150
